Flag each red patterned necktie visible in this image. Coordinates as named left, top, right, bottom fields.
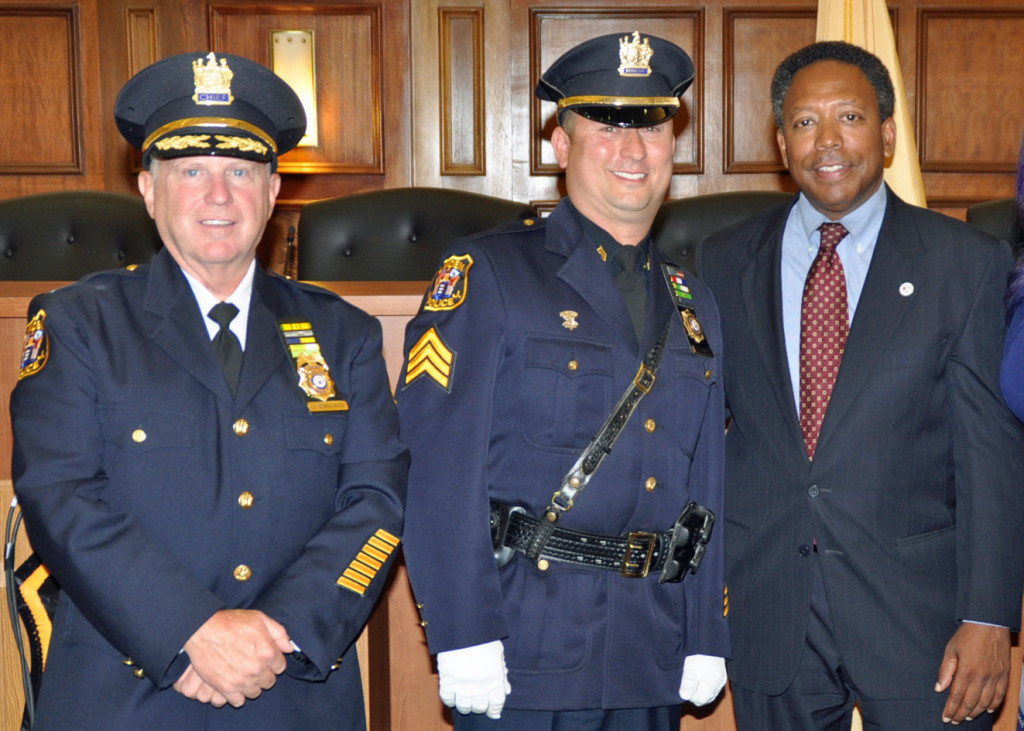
left=799, top=222, right=849, bottom=460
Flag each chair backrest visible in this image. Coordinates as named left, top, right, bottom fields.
left=653, top=190, right=794, bottom=271
left=966, top=197, right=1023, bottom=252
left=297, top=187, right=535, bottom=281
left=0, top=191, right=162, bottom=280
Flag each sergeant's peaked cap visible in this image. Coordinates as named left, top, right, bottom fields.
left=115, top=51, right=306, bottom=170
left=535, top=31, right=694, bottom=127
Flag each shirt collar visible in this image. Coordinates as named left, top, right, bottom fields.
left=794, top=182, right=888, bottom=255
left=181, top=260, right=256, bottom=347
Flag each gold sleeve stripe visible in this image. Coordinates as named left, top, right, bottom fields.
left=351, top=561, right=377, bottom=580
left=357, top=551, right=383, bottom=570
left=362, top=545, right=389, bottom=562
left=337, top=529, right=401, bottom=595
left=338, top=577, right=367, bottom=595
left=343, top=568, right=372, bottom=586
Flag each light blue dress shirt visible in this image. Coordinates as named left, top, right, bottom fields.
left=781, top=183, right=888, bottom=408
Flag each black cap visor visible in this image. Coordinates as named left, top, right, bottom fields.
left=558, top=97, right=680, bottom=128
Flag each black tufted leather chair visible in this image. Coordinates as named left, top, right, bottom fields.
left=0, top=191, right=162, bottom=280
left=297, top=187, right=536, bottom=281
left=966, top=197, right=1022, bottom=252
left=653, top=190, right=794, bottom=272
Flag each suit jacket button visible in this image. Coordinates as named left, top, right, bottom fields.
left=798, top=545, right=811, bottom=557
left=644, top=419, right=657, bottom=433
left=645, top=477, right=657, bottom=491
left=233, top=564, right=252, bottom=581
left=807, top=484, right=820, bottom=497
left=131, top=429, right=147, bottom=443
left=233, top=418, right=249, bottom=436
left=238, top=491, right=255, bottom=509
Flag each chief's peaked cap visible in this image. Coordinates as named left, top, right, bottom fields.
left=114, top=51, right=306, bottom=166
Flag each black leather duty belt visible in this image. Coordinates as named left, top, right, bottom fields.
left=490, top=499, right=715, bottom=583
left=489, top=502, right=655, bottom=579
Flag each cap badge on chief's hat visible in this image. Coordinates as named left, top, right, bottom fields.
left=193, top=52, right=234, bottom=105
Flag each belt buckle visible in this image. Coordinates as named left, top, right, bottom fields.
left=621, top=531, right=657, bottom=578
left=633, top=365, right=656, bottom=394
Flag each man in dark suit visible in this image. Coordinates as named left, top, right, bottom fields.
left=699, top=41, right=1024, bottom=729
left=398, top=32, right=729, bottom=730
left=10, top=52, right=407, bottom=730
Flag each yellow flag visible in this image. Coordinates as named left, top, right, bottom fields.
left=816, top=0, right=927, bottom=207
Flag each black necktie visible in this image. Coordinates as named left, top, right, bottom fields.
left=208, top=302, right=242, bottom=394
left=613, top=245, right=646, bottom=342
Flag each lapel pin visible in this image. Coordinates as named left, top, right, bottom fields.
left=560, top=310, right=579, bottom=330
left=899, top=282, right=914, bottom=297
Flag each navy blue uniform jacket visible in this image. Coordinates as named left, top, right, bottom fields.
left=699, top=188, right=1024, bottom=698
left=10, top=248, right=408, bottom=730
left=397, top=200, right=729, bottom=712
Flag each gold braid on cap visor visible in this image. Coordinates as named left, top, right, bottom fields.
left=142, top=117, right=278, bottom=154
left=557, top=95, right=680, bottom=110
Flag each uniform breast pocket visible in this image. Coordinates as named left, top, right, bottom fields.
left=657, top=346, right=714, bottom=458
left=519, top=334, right=613, bottom=452
left=98, top=405, right=195, bottom=452
left=284, top=413, right=348, bottom=456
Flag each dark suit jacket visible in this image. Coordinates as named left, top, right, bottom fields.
left=11, top=248, right=407, bottom=730
left=398, top=201, right=729, bottom=711
left=698, top=187, right=1024, bottom=698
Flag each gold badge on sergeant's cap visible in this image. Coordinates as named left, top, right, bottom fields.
left=424, top=254, right=473, bottom=312
left=535, top=31, right=694, bottom=128
left=279, top=321, right=349, bottom=412
left=18, top=310, right=49, bottom=380
left=114, top=52, right=306, bottom=171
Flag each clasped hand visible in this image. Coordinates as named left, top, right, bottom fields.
left=173, top=609, right=292, bottom=708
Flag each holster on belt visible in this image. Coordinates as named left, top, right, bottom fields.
left=489, top=499, right=715, bottom=583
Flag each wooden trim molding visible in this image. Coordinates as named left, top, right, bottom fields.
left=0, top=5, right=84, bottom=175
left=439, top=7, right=486, bottom=175
left=917, top=6, right=1024, bottom=174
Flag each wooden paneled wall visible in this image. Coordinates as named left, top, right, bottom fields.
left=1, top=2, right=1023, bottom=731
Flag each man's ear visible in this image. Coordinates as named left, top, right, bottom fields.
left=776, top=128, right=790, bottom=170
left=138, top=170, right=156, bottom=218
left=551, top=126, right=571, bottom=171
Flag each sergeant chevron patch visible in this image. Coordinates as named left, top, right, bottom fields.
left=337, top=529, right=401, bottom=596
left=404, top=327, right=455, bottom=391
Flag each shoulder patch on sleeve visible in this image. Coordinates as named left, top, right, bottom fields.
left=424, top=254, right=473, bottom=312
left=404, top=326, right=455, bottom=392
left=18, top=310, right=49, bottom=380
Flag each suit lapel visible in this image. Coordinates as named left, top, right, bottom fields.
left=816, top=191, right=925, bottom=454
left=739, top=209, right=806, bottom=453
left=143, top=249, right=233, bottom=400
left=548, top=203, right=637, bottom=345
left=234, top=267, right=288, bottom=410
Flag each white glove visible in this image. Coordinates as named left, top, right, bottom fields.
left=436, top=640, right=511, bottom=719
left=678, top=654, right=727, bottom=706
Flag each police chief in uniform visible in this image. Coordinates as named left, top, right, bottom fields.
left=397, top=32, right=730, bottom=730
left=10, top=53, right=407, bottom=730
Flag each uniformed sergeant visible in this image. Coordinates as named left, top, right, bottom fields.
left=398, top=32, right=729, bottom=730
left=10, top=53, right=407, bottom=730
